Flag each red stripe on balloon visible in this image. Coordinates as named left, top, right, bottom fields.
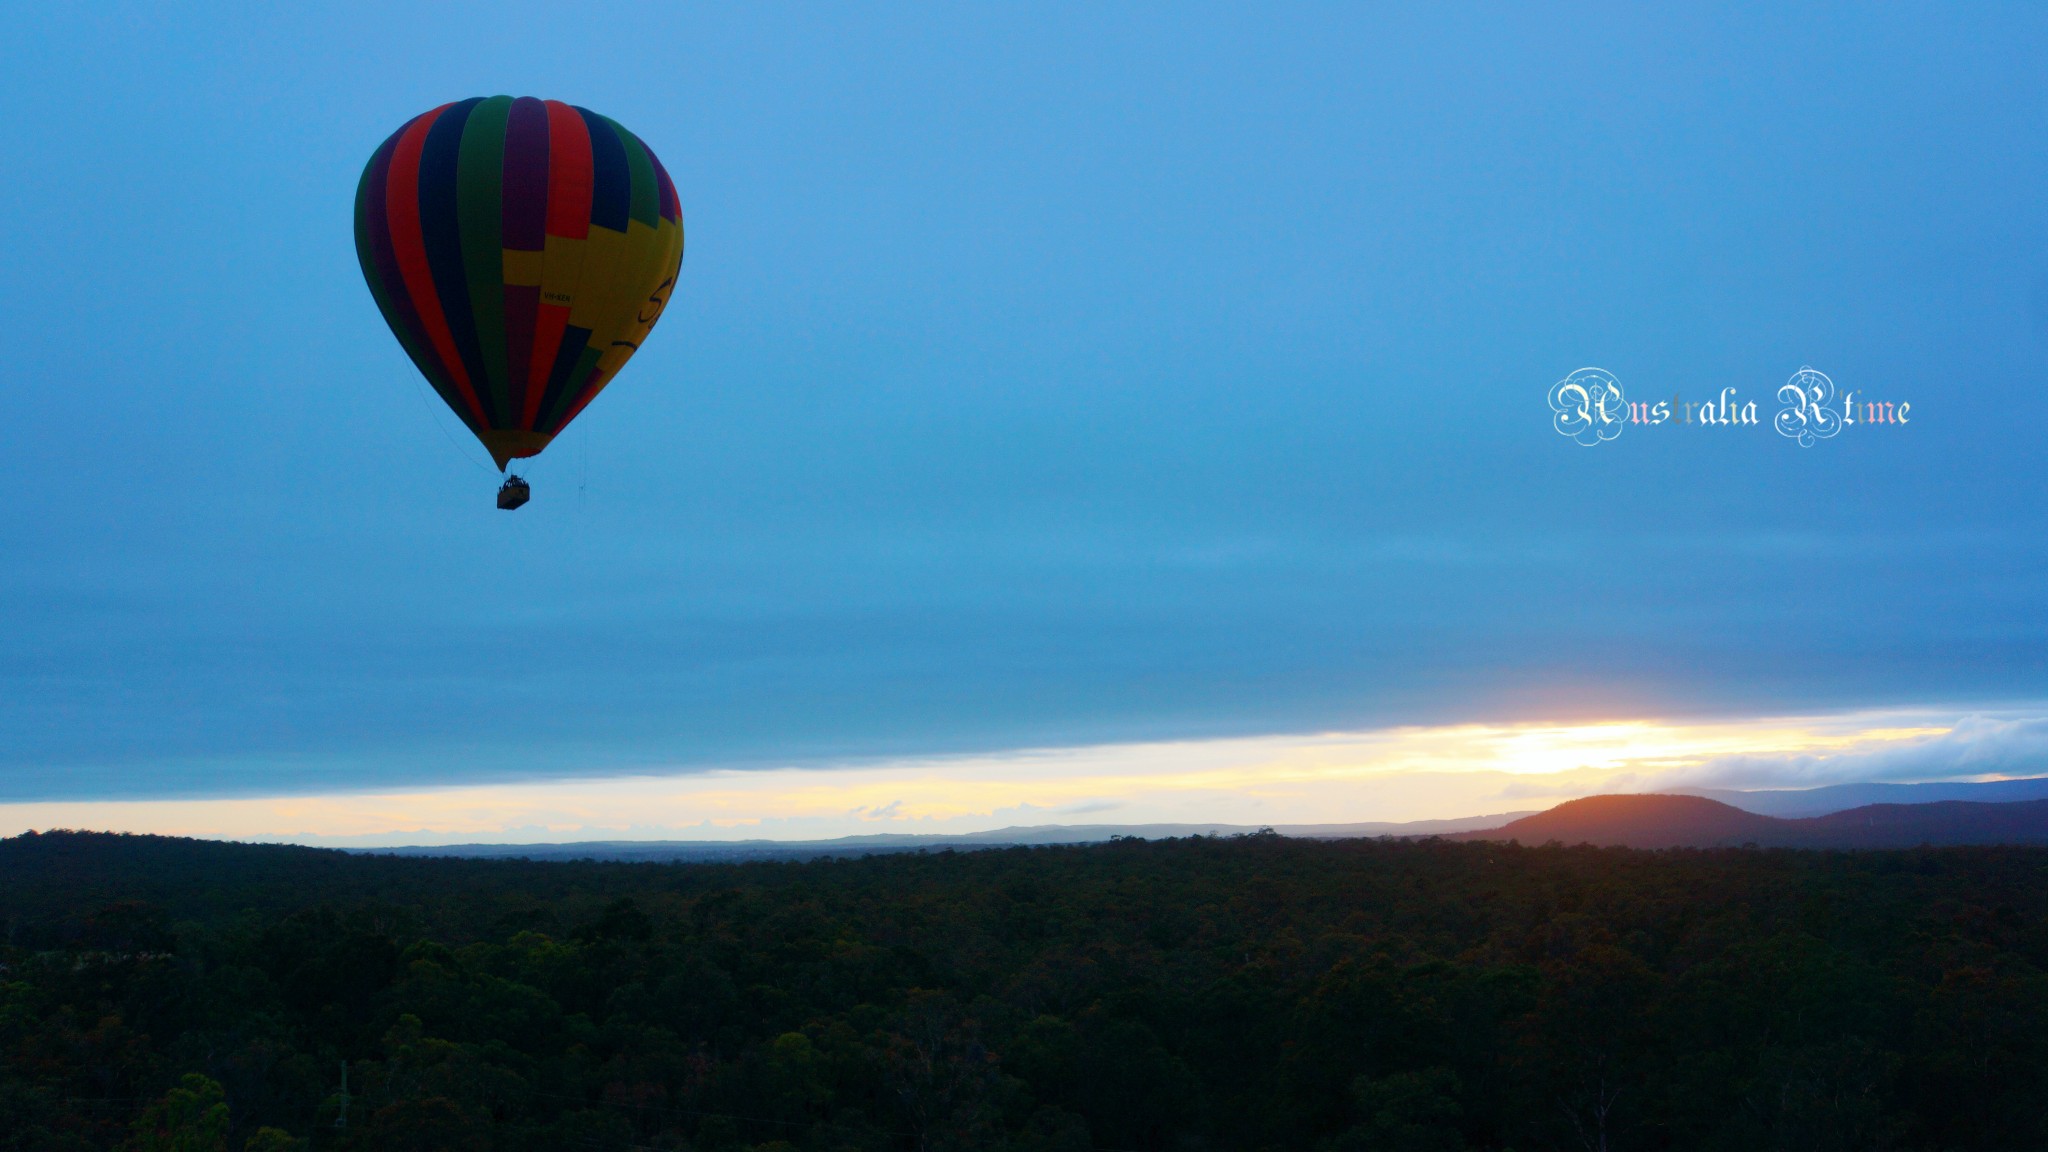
left=525, top=101, right=589, bottom=426
left=361, top=126, right=447, bottom=404
left=384, top=103, right=488, bottom=426
left=525, top=304, right=571, bottom=427
left=543, top=100, right=592, bottom=240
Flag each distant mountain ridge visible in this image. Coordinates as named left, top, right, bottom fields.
left=1451, top=794, right=2048, bottom=849
left=355, top=779, right=2048, bottom=860
left=1685, top=776, right=2048, bottom=817
left=365, top=813, right=1537, bottom=862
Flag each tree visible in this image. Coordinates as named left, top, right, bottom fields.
left=123, top=1074, right=229, bottom=1152
left=1332, top=1068, right=1468, bottom=1152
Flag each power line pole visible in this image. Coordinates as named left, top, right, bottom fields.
left=335, top=1062, right=350, bottom=1130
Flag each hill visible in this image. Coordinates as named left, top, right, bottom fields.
left=1454, top=794, right=2048, bottom=848
left=1686, top=775, right=2048, bottom=817
left=363, top=813, right=1536, bottom=861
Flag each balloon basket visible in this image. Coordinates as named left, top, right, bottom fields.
left=497, top=475, right=531, bottom=510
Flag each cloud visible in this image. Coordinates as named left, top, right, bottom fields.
left=1052, top=799, right=1125, bottom=816
left=5, top=706, right=2044, bottom=844
left=1651, top=715, right=2048, bottom=790
left=1496, top=772, right=1643, bottom=800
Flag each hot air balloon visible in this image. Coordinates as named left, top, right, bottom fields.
left=354, top=97, right=684, bottom=508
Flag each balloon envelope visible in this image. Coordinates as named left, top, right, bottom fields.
left=355, top=97, right=684, bottom=468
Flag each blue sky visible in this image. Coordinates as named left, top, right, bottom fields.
left=3, top=4, right=2046, bottom=817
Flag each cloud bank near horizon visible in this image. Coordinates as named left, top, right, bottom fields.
left=4, top=706, right=2038, bottom=846
left=1659, top=715, right=2048, bottom=791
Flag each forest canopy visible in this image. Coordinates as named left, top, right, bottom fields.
left=2, top=830, right=2045, bottom=1151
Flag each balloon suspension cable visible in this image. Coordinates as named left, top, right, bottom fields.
left=406, top=374, right=496, bottom=475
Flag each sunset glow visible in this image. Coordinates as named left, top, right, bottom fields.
left=2, top=707, right=2020, bottom=845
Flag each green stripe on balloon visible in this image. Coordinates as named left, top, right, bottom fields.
left=611, top=117, right=660, bottom=230
left=541, top=344, right=605, bottom=433
left=457, top=96, right=513, bottom=427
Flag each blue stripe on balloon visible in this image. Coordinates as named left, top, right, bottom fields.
left=576, top=106, right=631, bottom=233
left=417, top=97, right=497, bottom=426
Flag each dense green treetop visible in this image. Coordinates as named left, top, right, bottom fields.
left=3, top=831, right=2045, bottom=1151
